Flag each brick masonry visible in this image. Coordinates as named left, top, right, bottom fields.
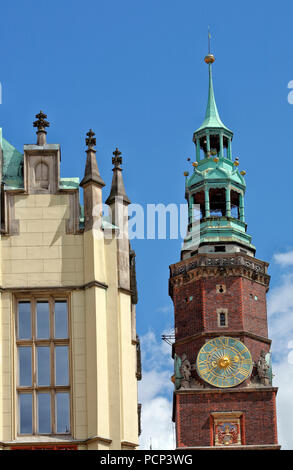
left=170, top=253, right=279, bottom=448
left=175, top=389, right=278, bottom=448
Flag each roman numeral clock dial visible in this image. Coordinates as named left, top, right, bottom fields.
left=196, top=337, right=253, bottom=388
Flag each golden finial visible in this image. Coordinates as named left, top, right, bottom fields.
left=234, top=157, right=240, bottom=167
left=184, top=171, right=189, bottom=177
left=205, top=26, right=215, bottom=64
left=192, top=162, right=198, bottom=167
left=240, top=170, right=246, bottom=176
left=213, top=156, right=219, bottom=163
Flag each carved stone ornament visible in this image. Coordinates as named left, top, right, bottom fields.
left=174, top=353, right=192, bottom=390
left=256, top=350, right=272, bottom=386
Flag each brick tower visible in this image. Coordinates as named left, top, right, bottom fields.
left=169, top=50, right=280, bottom=449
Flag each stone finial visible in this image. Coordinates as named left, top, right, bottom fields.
left=33, top=110, right=50, bottom=146
left=112, top=147, right=122, bottom=168
left=86, top=129, right=96, bottom=149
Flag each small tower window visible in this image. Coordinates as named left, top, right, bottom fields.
left=220, top=312, right=226, bottom=326
left=217, top=309, right=228, bottom=327
left=215, top=246, right=226, bottom=253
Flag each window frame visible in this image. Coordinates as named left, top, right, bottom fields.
left=217, top=308, right=228, bottom=328
left=15, top=294, right=72, bottom=437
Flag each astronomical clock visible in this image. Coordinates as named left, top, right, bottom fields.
left=196, top=337, right=253, bottom=388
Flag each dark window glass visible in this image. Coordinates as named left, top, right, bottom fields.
left=56, top=393, right=70, bottom=433
left=37, top=347, right=50, bottom=386
left=19, top=347, right=32, bottom=386
left=215, top=246, right=226, bottom=253
left=18, top=302, right=31, bottom=339
left=55, top=346, right=69, bottom=386
left=220, top=312, right=226, bottom=326
left=19, top=394, right=32, bottom=434
left=38, top=393, right=51, bottom=434
left=36, top=302, right=50, bottom=339
left=54, top=301, right=68, bottom=338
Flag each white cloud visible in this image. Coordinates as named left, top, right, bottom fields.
left=268, top=251, right=293, bottom=449
left=139, top=330, right=174, bottom=450
left=139, top=396, right=174, bottom=450
left=274, top=251, right=293, bottom=266
left=273, top=360, right=293, bottom=450
left=155, top=305, right=172, bottom=314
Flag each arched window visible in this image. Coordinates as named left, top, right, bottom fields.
left=35, top=162, right=49, bottom=189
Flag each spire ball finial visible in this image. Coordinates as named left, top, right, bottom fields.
left=204, top=54, right=215, bottom=64
left=205, top=27, right=215, bottom=64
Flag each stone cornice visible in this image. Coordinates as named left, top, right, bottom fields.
left=0, top=435, right=112, bottom=448
left=169, top=253, right=270, bottom=297
left=0, top=280, right=108, bottom=293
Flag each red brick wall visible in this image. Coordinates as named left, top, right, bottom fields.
left=176, top=390, right=278, bottom=448
left=242, top=278, right=268, bottom=337
left=171, top=257, right=277, bottom=448
left=173, top=279, right=204, bottom=340
left=173, top=275, right=268, bottom=340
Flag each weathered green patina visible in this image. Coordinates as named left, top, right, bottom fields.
left=182, top=59, right=255, bottom=256
left=195, top=63, right=231, bottom=133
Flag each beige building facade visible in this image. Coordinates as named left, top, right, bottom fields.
left=0, top=113, right=141, bottom=450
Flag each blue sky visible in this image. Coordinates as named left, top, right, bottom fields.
left=1, top=0, right=293, bottom=449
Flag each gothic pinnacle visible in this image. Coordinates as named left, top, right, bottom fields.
left=80, top=129, right=105, bottom=188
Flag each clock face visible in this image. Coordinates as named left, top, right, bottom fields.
left=196, top=337, right=253, bottom=388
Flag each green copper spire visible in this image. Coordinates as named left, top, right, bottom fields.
left=196, top=60, right=231, bottom=133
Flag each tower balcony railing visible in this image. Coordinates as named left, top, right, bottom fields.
left=189, top=216, right=247, bottom=232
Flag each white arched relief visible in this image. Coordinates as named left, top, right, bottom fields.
left=35, top=161, right=49, bottom=190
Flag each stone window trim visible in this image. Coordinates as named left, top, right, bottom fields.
left=211, top=411, right=243, bottom=447
left=216, top=284, right=226, bottom=294
left=217, top=308, right=228, bottom=328
left=14, top=293, right=72, bottom=437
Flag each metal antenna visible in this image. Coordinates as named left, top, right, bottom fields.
left=208, top=26, right=211, bottom=54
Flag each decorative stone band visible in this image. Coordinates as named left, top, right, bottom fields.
left=170, top=253, right=268, bottom=277
left=169, top=253, right=270, bottom=298
left=172, top=331, right=271, bottom=355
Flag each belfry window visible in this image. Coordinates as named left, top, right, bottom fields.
left=231, top=190, right=240, bottom=219
left=209, top=188, right=226, bottom=217
left=16, top=297, right=70, bottom=435
left=193, top=191, right=205, bottom=219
